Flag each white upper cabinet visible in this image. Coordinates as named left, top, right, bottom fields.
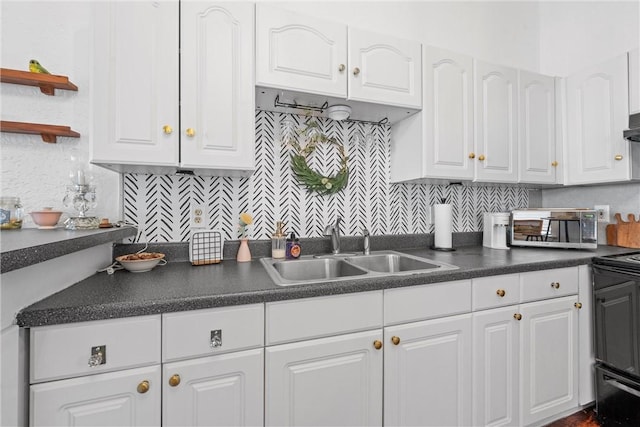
left=518, top=70, right=558, bottom=184
left=255, top=5, right=347, bottom=98
left=390, top=46, right=475, bottom=182
left=91, top=1, right=179, bottom=172
left=474, top=60, right=519, bottom=183
left=565, top=53, right=630, bottom=184
left=629, top=48, right=640, bottom=114
left=92, top=1, right=255, bottom=176
left=180, top=2, right=255, bottom=173
left=347, top=28, right=422, bottom=108
left=255, top=4, right=422, bottom=109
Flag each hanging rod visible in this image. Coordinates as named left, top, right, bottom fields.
left=274, top=95, right=328, bottom=113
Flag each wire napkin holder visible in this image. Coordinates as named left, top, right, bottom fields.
left=189, top=229, right=224, bottom=265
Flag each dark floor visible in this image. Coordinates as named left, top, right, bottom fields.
left=545, top=407, right=600, bottom=427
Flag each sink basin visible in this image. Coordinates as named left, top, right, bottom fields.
left=345, top=253, right=441, bottom=273
left=265, top=258, right=368, bottom=285
left=260, top=250, right=458, bottom=286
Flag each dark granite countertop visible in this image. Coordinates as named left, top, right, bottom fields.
left=1, top=226, right=138, bottom=274
left=16, top=242, right=635, bottom=328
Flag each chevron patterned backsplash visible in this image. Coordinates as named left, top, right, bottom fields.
left=123, top=110, right=529, bottom=243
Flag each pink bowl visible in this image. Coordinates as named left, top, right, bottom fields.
left=30, top=209, right=63, bottom=227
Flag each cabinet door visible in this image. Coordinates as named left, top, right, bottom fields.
left=31, top=365, right=161, bottom=426
left=384, top=314, right=472, bottom=427
left=255, top=4, right=347, bottom=98
left=520, top=296, right=579, bottom=426
left=348, top=28, right=421, bottom=108
left=163, top=349, right=263, bottom=427
left=474, top=60, right=519, bottom=183
left=423, top=46, right=475, bottom=180
left=472, top=306, right=520, bottom=427
left=566, top=53, right=629, bottom=184
left=91, top=1, right=179, bottom=168
left=630, top=49, right=640, bottom=114
left=180, top=2, right=255, bottom=173
left=518, top=70, right=557, bottom=184
left=265, top=330, right=383, bottom=426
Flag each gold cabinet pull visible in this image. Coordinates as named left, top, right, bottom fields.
left=169, top=374, right=181, bottom=387
left=478, top=155, right=485, bottom=161
left=551, top=161, right=558, bottom=167
left=137, top=380, right=150, bottom=394
left=615, top=155, right=623, bottom=161
left=468, top=152, right=476, bottom=159
left=162, top=125, right=173, bottom=135
left=496, top=289, right=506, bottom=297
left=391, top=336, right=401, bottom=346
left=551, top=282, right=560, bottom=289
left=185, top=128, right=195, bottom=137
left=373, top=340, right=383, bottom=350
left=353, top=67, right=361, bottom=76
left=338, top=64, right=346, bottom=72
left=513, top=313, right=522, bottom=321
left=575, top=302, right=583, bottom=309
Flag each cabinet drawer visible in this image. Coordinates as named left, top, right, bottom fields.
left=472, top=274, right=520, bottom=311
left=384, top=280, right=471, bottom=325
left=266, top=291, right=383, bottom=345
left=30, top=315, right=161, bottom=383
left=520, top=267, right=578, bottom=302
left=163, top=304, right=264, bottom=362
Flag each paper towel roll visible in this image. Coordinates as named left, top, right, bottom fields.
left=433, top=204, right=453, bottom=249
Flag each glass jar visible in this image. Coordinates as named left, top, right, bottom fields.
left=0, top=197, right=24, bottom=230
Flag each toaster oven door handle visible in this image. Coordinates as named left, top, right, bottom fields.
left=604, top=375, right=640, bottom=398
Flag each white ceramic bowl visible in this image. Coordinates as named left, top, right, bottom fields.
left=116, top=252, right=166, bottom=273
left=30, top=208, right=63, bottom=228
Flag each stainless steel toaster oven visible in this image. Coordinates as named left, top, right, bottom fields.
left=510, top=209, right=597, bottom=249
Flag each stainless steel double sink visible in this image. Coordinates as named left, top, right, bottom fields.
left=260, top=250, right=458, bottom=286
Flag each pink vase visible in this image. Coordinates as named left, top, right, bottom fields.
left=236, top=238, right=251, bottom=262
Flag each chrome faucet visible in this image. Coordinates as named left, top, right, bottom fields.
left=323, top=217, right=343, bottom=254
left=363, top=228, right=370, bottom=255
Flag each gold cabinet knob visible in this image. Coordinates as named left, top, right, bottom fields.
left=514, top=313, right=522, bottom=321
left=551, top=161, right=558, bottom=167
left=551, top=282, right=560, bottom=289
left=575, top=302, right=583, bottom=309
left=169, top=374, right=181, bottom=387
left=353, top=67, right=361, bottom=76
left=615, top=154, right=623, bottom=161
left=338, top=64, right=346, bottom=72
left=186, top=128, right=195, bottom=137
left=478, top=155, right=485, bottom=161
left=468, top=152, right=476, bottom=159
left=391, top=336, right=401, bottom=346
left=162, top=125, right=173, bottom=135
left=373, top=340, right=383, bottom=350
left=137, top=380, right=150, bottom=394
left=496, top=289, right=506, bottom=297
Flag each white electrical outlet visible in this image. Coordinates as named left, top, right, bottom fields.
left=594, top=205, right=610, bottom=223
left=191, top=204, right=207, bottom=228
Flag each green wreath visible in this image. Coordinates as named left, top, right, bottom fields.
left=287, top=120, right=349, bottom=196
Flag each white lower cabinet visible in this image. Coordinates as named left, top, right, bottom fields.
left=520, top=296, right=579, bottom=426
left=265, top=330, right=383, bottom=426
left=162, top=349, right=263, bottom=427
left=472, top=268, right=581, bottom=427
left=384, top=314, right=473, bottom=426
left=31, top=365, right=161, bottom=427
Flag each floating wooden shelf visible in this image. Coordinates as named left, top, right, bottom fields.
left=0, top=120, right=80, bottom=143
left=0, top=68, right=78, bottom=95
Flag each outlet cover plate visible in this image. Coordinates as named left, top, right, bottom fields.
left=594, top=205, right=610, bottom=223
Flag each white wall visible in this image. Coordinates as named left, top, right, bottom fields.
left=539, top=1, right=640, bottom=76
left=0, top=1, right=120, bottom=226
left=271, top=1, right=542, bottom=71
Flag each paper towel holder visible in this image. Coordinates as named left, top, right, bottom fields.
left=430, top=245, right=456, bottom=252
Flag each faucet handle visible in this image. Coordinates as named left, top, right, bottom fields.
left=363, top=228, right=370, bottom=255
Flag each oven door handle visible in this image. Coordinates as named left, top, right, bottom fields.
left=593, top=264, right=640, bottom=278
left=605, top=375, right=640, bottom=398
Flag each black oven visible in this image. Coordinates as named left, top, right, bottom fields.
left=592, top=254, right=640, bottom=426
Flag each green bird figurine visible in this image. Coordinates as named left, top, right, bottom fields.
left=29, top=59, right=50, bottom=74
